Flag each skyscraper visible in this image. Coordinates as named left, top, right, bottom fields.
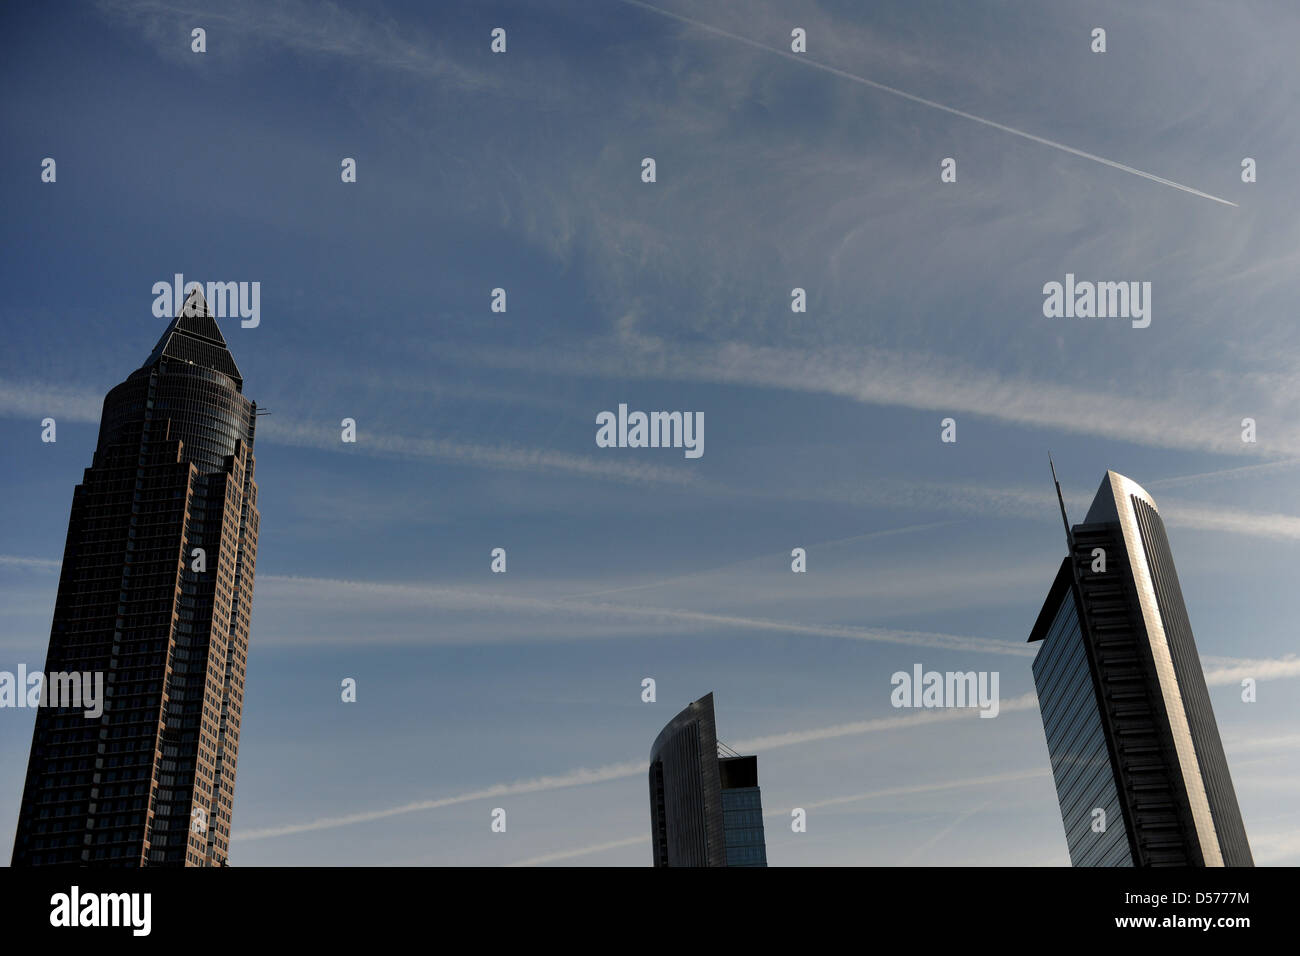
left=1028, top=469, right=1252, bottom=866
left=648, top=692, right=767, bottom=867
left=11, top=289, right=260, bottom=867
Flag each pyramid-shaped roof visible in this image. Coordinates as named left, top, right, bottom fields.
left=145, top=287, right=243, bottom=389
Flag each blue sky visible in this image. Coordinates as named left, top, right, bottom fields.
left=3, top=0, right=1300, bottom=865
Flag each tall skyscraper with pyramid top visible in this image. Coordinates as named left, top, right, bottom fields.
left=11, top=289, right=260, bottom=867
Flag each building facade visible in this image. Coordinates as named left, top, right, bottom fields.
left=11, top=289, right=259, bottom=867
left=1028, top=470, right=1252, bottom=866
left=648, top=692, right=768, bottom=867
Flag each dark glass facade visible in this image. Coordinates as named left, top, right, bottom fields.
left=11, top=291, right=259, bottom=867
left=1029, top=471, right=1253, bottom=867
left=648, top=693, right=768, bottom=867
left=719, top=756, right=767, bottom=867
left=1031, top=579, right=1132, bottom=866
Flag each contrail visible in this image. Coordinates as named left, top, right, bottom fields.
left=234, top=697, right=1033, bottom=842
left=256, top=573, right=1036, bottom=656
left=232, top=654, right=1300, bottom=845
left=506, top=836, right=647, bottom=867
left=616, top=0, right=1238, bottom=208
left=795, top=767, right=1048, bottom=812
left=902, top=800, right=990, bottom=864
left=730, top=693, right=1039, bottom=753
left=1148, top=458, right=1300, bottom=490
left=234, top=759, right=646, bottom=842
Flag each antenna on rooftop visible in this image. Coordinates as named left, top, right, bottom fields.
left=1050, top=454, right=1073, bottom=549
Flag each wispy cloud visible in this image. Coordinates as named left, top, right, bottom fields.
left=0, top=555, right=61, bottom=570
left=0, top=384, right=706, bottom=489
left=12, top=557, right=1300, bottom=663
left=439, top=339, right=1300, bottom=461
left=250, top=419, right=705, bottom=488
left=257, top=571, right=1034, bottom=655
left=95, top=0, right=498, bottom=90
left=11, top=361, right=1300, bottom=538
left=1202, top=655, right=1300, bottom=686
left=616, top=0, right=1236, bottom=206
left=1219, top=731, right=1300, bottom=756
left=564, top=520, right=965, bottom=601
left=809, top=476, right=1300, bottom=542
left=0, top=380, right=102, bottom=424
left=1157, top=504, right=1300, bottom=543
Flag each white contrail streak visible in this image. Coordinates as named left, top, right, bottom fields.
left=257, top=573, right=1036, bottom=656
left=234, top=651, right=1300, bottom=846
left=793, top=767, right=1049, bottom=812
left=506, top=836, right=648, bottom=867
left=235, top=698, right=1032, bottom=842
left=234, top=759, right=646, bottom=841
left=616, top=0, right=1238, bottom=207
left=730, top=693, right=1039, bottom=753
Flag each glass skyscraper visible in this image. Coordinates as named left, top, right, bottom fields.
left=11, top=289, right=259, bottom=867
left=1028, top=470, right=1252, bottom=867
left=648, top=692, right=768, bottom=867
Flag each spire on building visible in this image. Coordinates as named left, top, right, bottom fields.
left=144, top=285, right=243, bottom=389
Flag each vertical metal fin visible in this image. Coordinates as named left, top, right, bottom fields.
left=1050, top=454, right=1073, bottom=548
